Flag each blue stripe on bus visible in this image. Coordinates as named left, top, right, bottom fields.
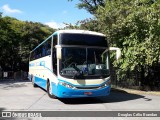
left=29, top=61, right=45, bottom=67
left=34, top=76, right=47, bottom=90
left=29, top=63, right=35, bottom=67
left=40, top=61, right=45, bottom=66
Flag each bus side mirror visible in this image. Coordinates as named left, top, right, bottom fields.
left=55, top=45, right=62, bottom=59
left=109, top=47, right=121, bottom=60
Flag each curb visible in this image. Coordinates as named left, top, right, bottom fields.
left=111, top=87, right=160, bottom=96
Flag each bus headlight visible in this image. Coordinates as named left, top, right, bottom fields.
left=100, top=79, right=111, bottom=88
left=59, top=82, right=76, bottom=89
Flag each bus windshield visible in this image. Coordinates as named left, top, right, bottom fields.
left=60, top=47, right=110, bottom=79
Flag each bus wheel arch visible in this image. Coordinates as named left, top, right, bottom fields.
left=31, top=75, right=37, bottom=87
left=47, top=79, right=57, bottom=99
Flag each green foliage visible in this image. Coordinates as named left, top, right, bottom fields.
left=0, top=16, right=20, bottom=71
left=96, top=0, right=160, bottom=85
left=64, top=18, right=100, bottom=32
left=68, top=0, right=105, bottom=14
left=0, top=15, right=55, bottom=71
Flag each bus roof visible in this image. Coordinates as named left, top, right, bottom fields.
left=54, top=30, right=105, bottom=37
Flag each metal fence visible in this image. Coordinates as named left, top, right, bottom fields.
left=111, top=69, right=141, bottom=87
left=0, top=71, right=28, bottom=80
left=111, top=66, right=160, bottom=91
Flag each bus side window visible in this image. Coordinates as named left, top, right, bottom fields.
left=46, top=39, right=51, bottom=55
left=33, top=52, right=36, bottom=60
left=35, top=50, right=38, bottom=59
left=42, top=45, right=46, bottom=57
left=38, top=46, right=42, bottom=58
left=31, top=52, right=34, bottom=60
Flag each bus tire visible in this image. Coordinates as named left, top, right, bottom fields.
left=32, top=76, right=37, bottom=87
left=47, top=81, right=57, bottom=99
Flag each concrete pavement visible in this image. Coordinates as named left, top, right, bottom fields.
left=0, top=80, right=160, bottom=120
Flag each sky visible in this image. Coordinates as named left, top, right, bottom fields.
left=0, top=0, right=93, bottom=29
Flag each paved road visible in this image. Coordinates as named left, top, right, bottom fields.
left=0, top=80, right=160, bottom=120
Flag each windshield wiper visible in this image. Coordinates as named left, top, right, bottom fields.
left=72, top=71, right=84, bottom=79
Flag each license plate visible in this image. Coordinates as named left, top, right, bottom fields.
left=84, top=92, right=92, bottom=95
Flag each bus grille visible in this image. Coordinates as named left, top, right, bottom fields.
left=75, top=86, right=100, bottom=90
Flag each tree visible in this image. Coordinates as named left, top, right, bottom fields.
left=96, top=0, right=160, bottom=88
left=0, top=16, right=21, bottom=71
left=0, top=15, right=55, bottom=71
left=17, top=21, right=55, bottom=71
left=63, top=18, right=100, bottom=31
left=68, top=0, right=105, bottom=14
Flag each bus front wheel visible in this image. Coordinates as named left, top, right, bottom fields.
left=47, top=81, right=57, bottom=99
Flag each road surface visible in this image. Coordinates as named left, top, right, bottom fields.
left=0, top=80, right=159, bottom=120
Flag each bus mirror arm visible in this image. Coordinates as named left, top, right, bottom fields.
left=55, top=45, right=62, bottom=59
left=109, top=47, right=121, bottom=60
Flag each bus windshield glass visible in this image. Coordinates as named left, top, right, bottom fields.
left=60, top=33, right=108, bottom=47
left=60, top=47, right=110, bottom=79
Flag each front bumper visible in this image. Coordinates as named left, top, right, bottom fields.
left=56, top=83, right=111, bottom=98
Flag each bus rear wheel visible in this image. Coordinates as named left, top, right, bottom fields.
left=47, top=81, right=57, bottom=99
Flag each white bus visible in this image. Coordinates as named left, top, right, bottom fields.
left=28, top=30, right=120, bottom=98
